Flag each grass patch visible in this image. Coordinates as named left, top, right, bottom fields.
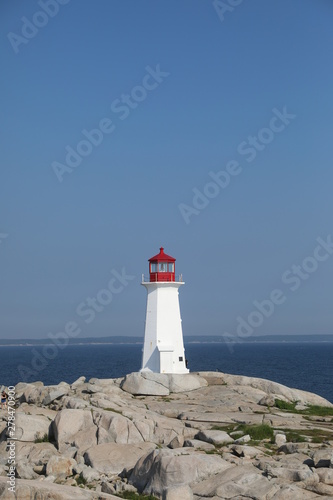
left=275, top=399, right=297, bottom=412
left=285, top=431, right=306, bottom=443
left=34, top=434, right=49, bottom=443
left=277, top=426, right=332, bottom=444
left=303, top=405, right=333, bottom=416
left=212, top=423, right=274, bottom=442
left=76, top=476, right=87, bottom=486
left=238, top=424, right=274, bottom=441
left=115, top=492, right=158, bottom=500
left=275, top=399, right=333, bottom=417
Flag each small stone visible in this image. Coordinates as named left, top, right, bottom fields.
left=234, top=434, right=251, bottom=444
left=258, top=395, right=275, bottom=407
left=168, top=435, right=184, bottom=449
left=275, top=433, right=287, bottom=447
left=196, top=430, right=233, bottom=446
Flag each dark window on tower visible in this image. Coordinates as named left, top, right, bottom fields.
left=179, top=356, right=183, bottom=362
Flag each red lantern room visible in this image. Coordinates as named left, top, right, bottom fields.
left=148, top=247, right=176, bottom=282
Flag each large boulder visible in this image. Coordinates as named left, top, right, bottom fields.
left=52, top=409, right=97, bottom=451
left=84, top=442, right=156, bottom=475
left=46, top=455, right=76, bottom=478
left=93, top=410, right=144, bottom=444
left=192, top=464, right=279, bottom=499
left=121, top=372, right=170, bottom=396
left=312, top=448, right=333, bottom=468
left=129, top=448, right=231, bottom=496
left=196, top=429, right=234, bottom=446
left=121, top=372, right=208, bottom=396
left=168, top=374, right=207, bottom=393
left=42, top=386, right=69, bottom=406
left=15, top=413, right=51, bottom=442
left=16, top=441, right=60, bottom=466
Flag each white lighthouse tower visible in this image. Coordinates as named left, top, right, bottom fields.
left=141, top=247, right=189, bottom=374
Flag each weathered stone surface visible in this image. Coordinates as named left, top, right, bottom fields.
left=168, top=434, right=184, bottom=449
left=130, top=448, right=231, bottom=495
left=52, top=408, right=96, bottom=451
left=71, top=375, right=86, bottom=389
left=3, top=371, right=333, bottom=498
left=62, top=396, right=90, bottom=409
left=258, top=394, right=275, bottom=406
left=184, top=439, right=215, bottom=451
left=312, top=448, right=333, bottom=468
left=46, top=455, right=76, bottom=478
left=42, top=387, right=69, bottom=405
left=121, top=372, right=208, bottom=396
left=222, top=373, right=333, bottom=407
left=275, top=433, right=287, bottom=447
left=84, top=442, right=156, bottom=474
left=270, top=483, right=321, bottom=499
left=15, top=412, right=51, bottom=442
left=16, top=441, right=60, bottom=466
left=0, top=476, right=119, bottom=499
left=196, top=429, right=234, bottom=446
left=192, top=464, right=279, bottom=499
left=317, top=467, right=333, bottom=485
left=121, top=372, right=170, bottom=395
left=168, top=374, right=207, bottom=393
left=231, top=444, right=263, bottom=459
left=279, top=442, right=310, bottom=454
left=93, top=409, right=144, bottom=444
left=234, top=433, right=251, bottom=444
left=163, top=484, right=194, bottom=499
left=15, top=460, right=39, bottom=479
left=81, top=464, right=100, bottom=483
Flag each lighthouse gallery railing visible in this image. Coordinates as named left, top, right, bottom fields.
left=141, top=274, right=183, bottom=283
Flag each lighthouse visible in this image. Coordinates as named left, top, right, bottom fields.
left=141, top=247, right=189, bottom=374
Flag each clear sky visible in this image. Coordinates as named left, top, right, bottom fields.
left=1, top=0, right=333, bottom=340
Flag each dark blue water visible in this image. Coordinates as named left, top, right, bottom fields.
left=0, top=342, right=332, bottom=403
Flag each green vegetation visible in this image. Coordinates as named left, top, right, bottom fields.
left=212, top=419, right=332, bottom=445
left=277, top=426, right=332, bottom=444
left=76, top=475, right=87, bottom=486
left=285, top=431, right=306, bottom=443
left=274, top=399, right=297, bottom=411
left=115, top=492, right=158, bottom=500
left=211, top=423, right=274, bottom=442
left=34, top=434, right=49, bottom=443
left=303, top=405, right=333, bottom=416
left=274, top=399, right=333, bottom=416
left=238, top=424, right=274, bottom=441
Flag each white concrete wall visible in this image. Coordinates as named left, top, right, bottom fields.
left=141, top=282, right=189, bottom=374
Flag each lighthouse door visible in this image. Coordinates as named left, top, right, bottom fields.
left=159, top=346, right=174, bottom=373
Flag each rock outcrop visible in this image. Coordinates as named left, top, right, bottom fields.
left=0, top=371, right=332, bottom=499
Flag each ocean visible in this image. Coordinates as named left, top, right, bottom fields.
left=0, top=342, right=332, bottom=403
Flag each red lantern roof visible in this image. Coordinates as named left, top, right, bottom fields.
left=148, top=247, right=176, bottom=262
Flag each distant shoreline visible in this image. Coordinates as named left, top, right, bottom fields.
left=1, top=338, right=333, bottom=347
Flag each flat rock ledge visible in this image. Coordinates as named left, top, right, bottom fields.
left=0, top=371, right=333, bottom=499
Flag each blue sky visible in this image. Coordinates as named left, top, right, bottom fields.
left=1, top=0, right=333, bottom=339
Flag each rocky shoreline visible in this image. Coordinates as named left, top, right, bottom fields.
left=1, top=371, right=333, bottom=499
